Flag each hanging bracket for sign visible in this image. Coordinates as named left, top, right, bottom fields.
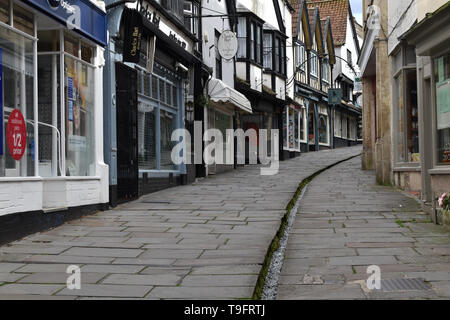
left=218, top=30, right=238, bottom=61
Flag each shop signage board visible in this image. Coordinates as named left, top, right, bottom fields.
left=0, top=48, right=3, bottom=156
left=218, top=30, right=238, bottom=60
left=21, top=0, right=107, bottom=46
left=328, top=88, right=342, bottom=105
left=123, top=7, right=143, bottom=63
left=7, top=109, right=27, bottom=161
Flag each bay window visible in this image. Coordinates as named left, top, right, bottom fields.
left=263, top=33, right=272, bottom=69
left=237, top=17, right=246, bottom=58
left=236, top=15, right=263, bottom=65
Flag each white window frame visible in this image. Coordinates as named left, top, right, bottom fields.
left=310, top=51, right=318, bottom=77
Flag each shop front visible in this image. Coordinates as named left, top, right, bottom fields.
left=0, top=0, right=107, bottom=242
left=207, top=78, right=252, bottom=175
left=104, top=1, right=201, bottom=204
left=405, top=3, right=450, bottom=205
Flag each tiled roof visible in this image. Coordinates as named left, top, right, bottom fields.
left=306, top=0, right=349, bottom=46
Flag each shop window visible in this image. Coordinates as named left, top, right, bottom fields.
left=0, top=26, right=35, bottom=177
left=64, top=33, right=79, bottom=57
left=37, top=30, right=60, bottom=52
left=81, top=43, right=94, bottom=64
left=137, top=68, right=181, bottom=172
left=160, top=110, right=177, bottom=170
left=300, top=109, right=305, bottom=142
left=342, top=114, right=348, bottom=139
left=283, top=106, right=301, bottom=152
left=294, top=109, right=299, bottom=150
left=13, top=3, right=33, bottom=36
left=334, top=110, right=341, bottom=137
left=138, top=105, right=156, bottom=170
left=0, top=0, right=10, bottom=24
left=64, top=56, right=95, bottom=176
left=319, top=116, right=328, bottom=144
left=392, top=46, right=419, bottom=164
left=435, top=53, right=450, bottom=165
left=308, top=108, right=315, bottom=144
left=38, top=54, right=61, bottom=177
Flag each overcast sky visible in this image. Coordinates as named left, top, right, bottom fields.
left=350, top=0, right=363, bottom=24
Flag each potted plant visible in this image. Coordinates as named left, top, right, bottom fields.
left=438, top=193, right=450, bottom=227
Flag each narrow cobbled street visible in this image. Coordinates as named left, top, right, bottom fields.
left=0, top=146, right=449, bottom=300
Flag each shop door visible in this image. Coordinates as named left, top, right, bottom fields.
left=116, top=62, right=138, bottom=200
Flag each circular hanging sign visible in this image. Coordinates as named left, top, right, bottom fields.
left=218, top=30, right=238, bottom=60
left=7, top=109, right=27, bottom=161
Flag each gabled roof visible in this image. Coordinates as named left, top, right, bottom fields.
left=291, top=0, right=312, bottom=48
left=306, top=0, right=349, bottom=46
left=321, top=17, right=336, bottom=65
left=308, top=6, right=325, bottom=55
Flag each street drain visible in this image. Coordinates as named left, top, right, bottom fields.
left=381, top=278, right=431, bottom=292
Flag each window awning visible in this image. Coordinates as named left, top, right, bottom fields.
left=208, top=78, right=252, bottom=114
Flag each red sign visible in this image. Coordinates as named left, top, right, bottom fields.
left=7, top=109, right=27, bottom=161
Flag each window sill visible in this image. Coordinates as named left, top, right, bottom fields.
left=429, top=167, right=450, bottom=175
left=393, top=166, right=421, bottom=172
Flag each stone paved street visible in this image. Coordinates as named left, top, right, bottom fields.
left=277, top=157, right=450, bottom=300
left=0, top=146, right=361, bottom=300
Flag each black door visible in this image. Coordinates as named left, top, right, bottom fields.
left=116, top=62, right=138, bottom=200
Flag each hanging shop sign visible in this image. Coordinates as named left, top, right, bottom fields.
left=123, top=7, right=143, bottom=63
left=0, top=48, right=3, bottom=156
left=7, top=110, right=27, bottom=161
left=218, top=30, right=238, bottom=60
left=328, top=88, right=342, bottom=105
left=21, top=0, right=107, bottom=46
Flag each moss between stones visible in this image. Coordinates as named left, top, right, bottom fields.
left=252, top=153, right=361, bottom=300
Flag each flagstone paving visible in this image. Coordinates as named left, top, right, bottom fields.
left=277, top=157, right=450, bottom=300
left=0, top=146, right=361, bottom=300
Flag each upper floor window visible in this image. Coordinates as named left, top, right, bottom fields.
left=347, top=49, right=352, bottom=67
left=158, top=0, right=184, bottom=23
left=237, top=17, right=247, bottom=58
left=322, top=61, right=329, bottom=83
left=263, top=33, right=272, bottom=69
left=310, top=52, right=318, bottom=77
left=215, top=30, right=222, bottom=80
left=295, top=43, right=306, bottom=72
left=184, top=1, right=200, bottom=49
left=236, top=15, right=263, bottom=65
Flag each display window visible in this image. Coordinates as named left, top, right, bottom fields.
left=392, top=45, right=420, bottom=164
left=137, top=63, right=182, bottom=172
left=283, top=105, right=302, bottom=152
left=435, top=53, right=450, bottom=165
left=0, top=23, right=35, bottom=177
